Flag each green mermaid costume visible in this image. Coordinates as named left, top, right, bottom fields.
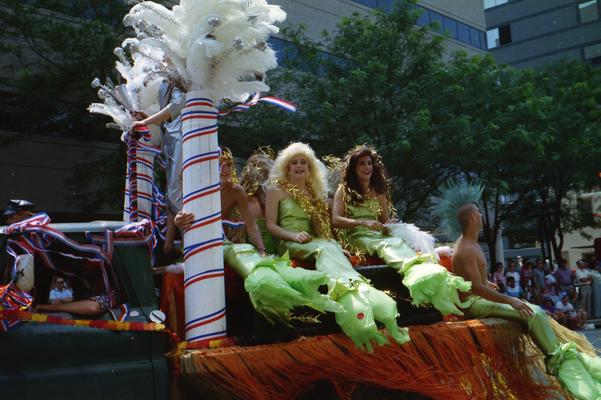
left=345, top=199, right=471, bottom=316
left=464, top=296, right=601, bottom=399
left=223, top=222, right=341, bottom=325
left=276, top=197, right=410, bottom=352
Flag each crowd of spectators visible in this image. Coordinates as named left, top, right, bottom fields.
left=489, top=255, right=601, bottom=330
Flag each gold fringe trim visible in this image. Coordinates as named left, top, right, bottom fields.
left=548, top=316, right=598, bottom=356
left=176, top=319, right=566, bottom=400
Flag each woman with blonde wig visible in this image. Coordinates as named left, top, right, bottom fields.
left=266, top=142, right=410, bottom=351
left=332, top=145, right=472, bottom=316
left=176, top=148, right=340, bottom=324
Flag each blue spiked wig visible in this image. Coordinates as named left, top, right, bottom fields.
left=432, top=180, right=483, bottom=241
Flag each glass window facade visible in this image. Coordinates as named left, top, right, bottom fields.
left=414, top=5, right=487, bottom=50
left=584, top=42, right=601, bottom=64
left=484, top=0, right=508, bottom=10
left=322, top=2, right=488, bottom=51
left=579, top=0, right=600, bottom=23
left=348, top=1, right=487, bottom=50
left=429, top=10, right=443, bottom=33
left=443, top=16, right=458, bottom=39
left=487, top=24, right=512, bottom=49
left=487, top=28, right=500, bottom=49
left=458, top=23, right=470, bottom=44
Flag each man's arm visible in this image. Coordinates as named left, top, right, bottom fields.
left=455, top=250, right=533, bottom=318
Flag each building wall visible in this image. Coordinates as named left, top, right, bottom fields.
left=561, top=192, right=601, bottom=265
left=271, top=0, right=487, bottom=59
left=0, top=131, right=122, bottom=221
left=485, top=0, right=601, bottom=67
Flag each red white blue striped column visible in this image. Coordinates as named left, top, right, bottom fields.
left=136, top=128, right=161, bottom=221
left=123, top=175, right=131, bottom=222
left=181, top=90, right=226, bottom=343
left=135, top=141, right=155, bottom=223
left=126, top=125, right=161, bottom=223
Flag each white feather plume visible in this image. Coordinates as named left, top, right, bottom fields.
left=89, top=43, right=164, bottom=134
left=122, top=0, right=286, bottom=102
left=88, top=102, right=131, bottom=131
left=387, top=223, right=437, bottom=259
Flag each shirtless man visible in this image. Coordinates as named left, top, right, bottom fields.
left=449, top=199, right=601, bottom=399
left=174, top=147, right=266, bottom=256
left=452, top=202, right=533, bottom=318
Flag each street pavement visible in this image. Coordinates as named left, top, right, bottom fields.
left=582, top=327, right=601, bottom=353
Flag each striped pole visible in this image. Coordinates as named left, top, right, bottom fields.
left=126, top=125, right=162, bottom=223
left=134, top=125, right=159, bottom=222
left=181, top=90, right=226, bottom=343
left=123, top=175, right=130, bottom=222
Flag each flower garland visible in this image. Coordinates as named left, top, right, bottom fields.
left=277, top=179, right=333, bottom=240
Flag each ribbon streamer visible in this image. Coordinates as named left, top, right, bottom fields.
left=0, top=310, right=164, bottom=332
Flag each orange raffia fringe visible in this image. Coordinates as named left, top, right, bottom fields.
left=0, top=309, right=165, bottom=332
left=176, top=318, right=567, bottom=400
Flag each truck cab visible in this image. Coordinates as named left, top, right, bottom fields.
left=0, top=221, right=169, bottom=400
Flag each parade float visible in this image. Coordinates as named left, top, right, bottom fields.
left=0, top=1, right=598, bottom=399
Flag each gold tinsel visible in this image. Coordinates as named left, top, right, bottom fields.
left=241, top=146, right=274, bottom=197
left=332, top=185, right=384, bottom=264
left=277, top=179, right=333, bottom=240
left=220, top=147, right=238, bottom=184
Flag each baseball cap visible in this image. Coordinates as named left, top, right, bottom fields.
left=3, top=199, right=34, bottom=216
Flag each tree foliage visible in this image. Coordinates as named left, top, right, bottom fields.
left=435, top=54, right=552, bottom=263
left=225, top=0, right=452, bottom=220
left=0, top=0, right=128, bottom=140
left=525, top=61, right=601, bottom=262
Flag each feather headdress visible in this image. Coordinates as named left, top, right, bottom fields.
left=432, top=180, right=483, bottom=241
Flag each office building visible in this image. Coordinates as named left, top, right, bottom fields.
left=485, top=0, right=601, bottom=67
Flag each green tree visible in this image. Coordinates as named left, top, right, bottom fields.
left=525, top=60, right=601, bottom=264
left=0, top=1, right=133, bottom=214
left=0, top=0, right=128, bottom=140
left=437, top=54, right=550, bottom=265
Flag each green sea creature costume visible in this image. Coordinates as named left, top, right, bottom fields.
left=223, top=223, right=342, bottom=325
left=344, top=199, right=472, bottom=316
left=434, top=180, right=601, bottom=400
left=276, top=197, right=410, bottom=352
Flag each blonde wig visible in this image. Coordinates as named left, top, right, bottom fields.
left=241, top=149, right=274, bottom=206
left=270, top=142, right=328, bottom=199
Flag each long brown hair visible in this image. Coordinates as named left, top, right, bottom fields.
left=341, top=145, right=390, bottom=205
